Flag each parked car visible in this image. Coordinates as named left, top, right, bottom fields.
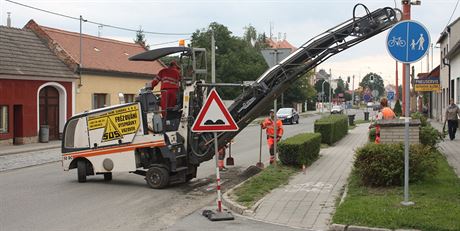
left=331, top=105, right=344, bottom=114
left=373, top=104, right=381, bottom=111
left=276, top=108, right=299, bottom=124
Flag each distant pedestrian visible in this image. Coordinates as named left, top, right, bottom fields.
left=377, top=98, right=396, bottom=120
left=261, top=109, right=284, bottom=164
left=444, top=99, right=460, bottom=140
left=371, top=98, right=396, bottom=144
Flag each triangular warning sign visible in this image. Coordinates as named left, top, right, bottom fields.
left=191, top=89, right=239, bottom=132
left=102, top=118, right=123, bottom=142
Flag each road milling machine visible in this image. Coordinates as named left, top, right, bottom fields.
left=61, top=4, right=400, bottom=188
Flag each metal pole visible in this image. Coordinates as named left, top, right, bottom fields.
left=396, top=61, right=399, bottom=101
left=401, top=0, right=411, bottom=114
left=214, top=132, right=223, bottom=212
left=402, top=63, right=414, bottom=206
left=329, top=69, right=332, bottom=110
left=273, top=50, right=278, bottom=166
left=79, top=15, right=83, bottom=87
left=211, top=31, right=216, bottom=84
left=352, top=75, right=355, bottom=105
left=321, top=81, right=326, bottom=113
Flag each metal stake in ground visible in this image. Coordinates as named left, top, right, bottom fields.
left=256, top=126, right=264, bottom=168
left=202, top=133, right=234, bottom=221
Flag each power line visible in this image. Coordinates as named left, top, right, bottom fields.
left=5, top=0, right=192, bottom=36
left=446, top=0, right=460, bottom=27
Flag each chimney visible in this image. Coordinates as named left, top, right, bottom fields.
left=7, top=12, right=11, bottom=27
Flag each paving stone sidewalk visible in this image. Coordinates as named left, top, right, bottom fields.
left=0, top=141, right=61, bottom=171
left=431, top=120, right=460, bottom=177
left=252, top=124, right=369, bottom=231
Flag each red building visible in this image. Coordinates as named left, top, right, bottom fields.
left=0, top=25, right=77, bottom=145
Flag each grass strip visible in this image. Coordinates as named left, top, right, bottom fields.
left=333, top=152, right=460, bottom=231
left=233, top=164, right=298, bottom=207
left=354, top=119, right=370, bottom=125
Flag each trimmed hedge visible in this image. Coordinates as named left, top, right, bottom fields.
left=314, top=115, right=348, bottom=145
left=278, top=133, right=321, bottom=167
left=354, top=143, right=438, bottom=187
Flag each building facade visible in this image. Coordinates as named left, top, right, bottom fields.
left=26, top=20, right=165, bottom=113
left=0, top=26, right=77, bottom=145
left=433, top=17, right=460, bottom=121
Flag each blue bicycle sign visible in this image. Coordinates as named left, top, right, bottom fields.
left=388, top=36, right=406, bottom=47
left=386, top=20, right=430, bottom=63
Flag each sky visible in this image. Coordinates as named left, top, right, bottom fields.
left=1, top=0, right=459, bottom=89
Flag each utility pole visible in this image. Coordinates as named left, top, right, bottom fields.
left=79, top=15, right=87, bottom=89
left=401, top=1, right=410, bottom=114
left=211, top=31, right=216, bottom=84
left=396, top=61, right=399, bottom=101
left=329, top=69, right=332, bottom=110
left=352, top=75, right=355, bottom=105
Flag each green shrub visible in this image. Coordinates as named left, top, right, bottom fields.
left=420, top=125, right=443, bottom=147
left=314, top=115, right=348, bottom=145
left=393, top=100, right=402, bottom=117
left=278, top=133, right=321, bottom=167
left=411, top=111, right=428, bottom=127
left=354, top=143, right=438, bottom=187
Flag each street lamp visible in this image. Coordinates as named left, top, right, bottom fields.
left=321, top=80, right=329, bottom=113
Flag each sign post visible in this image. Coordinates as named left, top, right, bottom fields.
left=192, top=89, right=239, bottom=221
left=386, top=20, right=430, bottom=206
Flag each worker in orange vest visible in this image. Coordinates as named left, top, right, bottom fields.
left=218, top=144, right=228, bottom=171
left=373, top=98, right=396, bottom=144
left=261, top=109, right=284, bottom=164
left=152, top=60, right=181, bottom=114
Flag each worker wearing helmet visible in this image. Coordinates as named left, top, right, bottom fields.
left=261, top=109, right=284, bottom=164
left=152, top=60, right=181, bottom=115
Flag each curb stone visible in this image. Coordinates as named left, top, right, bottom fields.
left=347, top=225, right=391, bottom=231
left=222, top=176, right=262, bottom=216
left=329, top=224, right=421, bottom=231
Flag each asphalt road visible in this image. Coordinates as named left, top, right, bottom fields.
left=0, top=113, right=324, bottom=231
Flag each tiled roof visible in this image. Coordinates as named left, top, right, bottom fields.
left=267, top=38, right=297, bottom=52
left=0, top=26, right=76, bottom=79
left=26, top=20, right=164, bottom=76
left=417, top=65, right=440, bottom=79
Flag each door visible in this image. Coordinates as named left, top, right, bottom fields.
left=39, top=86, right=59, bottom=140
left=13, top=105, right=23, bottom=144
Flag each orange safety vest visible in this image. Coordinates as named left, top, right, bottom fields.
left=381, top=107, right=396, bottom=120
left=262, top=118, right=283, bottom=138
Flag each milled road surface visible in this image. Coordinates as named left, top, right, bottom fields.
left=0, top=113, right=326, bottom=231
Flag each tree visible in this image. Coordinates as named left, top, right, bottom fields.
left=315, top=79, right=331, bottom=102
left=134, top=26, right=149, bottom=49
left=359, top=72, right=385, bottom=100
left=191, top=22, right=267, bottom=99
left=243, top=24, right=257, bottom=45
left=283, top=71, right=316, bottom=107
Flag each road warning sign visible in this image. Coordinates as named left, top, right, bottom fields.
left=88, top=104, right=140, bottom=142
left=191, top=89, right=239, bottom=132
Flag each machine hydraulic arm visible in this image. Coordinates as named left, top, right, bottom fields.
left=193, top=5, right=400, bottom=162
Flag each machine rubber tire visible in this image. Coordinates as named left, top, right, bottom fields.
left=146, top=167, right=169, bottom=189
left=104, top=173, right=112, bottom=181
left=296, top=117, right=299, bottom=124
left=77, top=160, right=87, bottom=183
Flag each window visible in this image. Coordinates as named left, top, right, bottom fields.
left=93, top=93, right=108, bottom=109
left=0, top=106, right=8, bottom=133
left=124, top=94, right=135, bottom=103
